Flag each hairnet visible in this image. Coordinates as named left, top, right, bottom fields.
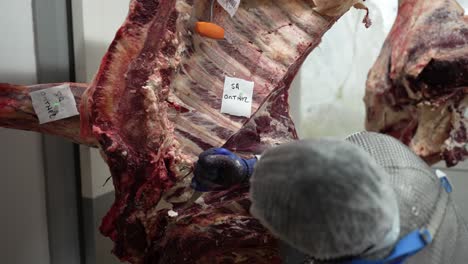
left=345, top=132, right=468, bottom=264
left=249, top=138, right=399, bottom=260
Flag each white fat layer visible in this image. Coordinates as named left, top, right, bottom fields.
left=194, top=197, right=209, bottom=209
left=168, top=210, right=179, bottom=218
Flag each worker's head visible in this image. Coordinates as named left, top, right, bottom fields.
left=249, top=139, right=400, bottom=260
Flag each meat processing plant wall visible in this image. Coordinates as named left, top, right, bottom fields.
left=295, top=0, right=397, bottom=139
left=0, top=1, right=50, bottom=263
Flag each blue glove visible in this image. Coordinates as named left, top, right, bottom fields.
left=191, top=148, right=257, bottom=192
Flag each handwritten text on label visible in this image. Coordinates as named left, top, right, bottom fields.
left=221, top=76, right=254, bottom=117
left=30, top=84, right=79, bottom=124
left=217, top=0, right=240, bottom=17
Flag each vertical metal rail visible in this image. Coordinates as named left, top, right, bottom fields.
left=32, top=0, right=84, bottom=263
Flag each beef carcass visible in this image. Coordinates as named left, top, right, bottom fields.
left=80, top=1, right=371, bottom=263
left=365, top=0, right=468, bottom=167
left=1, top=1, right=368, bottom=263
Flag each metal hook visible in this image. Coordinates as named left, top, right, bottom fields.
left=194, top=0, right=225, bottom=40
left=210, top=0, right=215, bottom=22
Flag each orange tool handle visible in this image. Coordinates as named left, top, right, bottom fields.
left=195, top=22, right=225, bottom=40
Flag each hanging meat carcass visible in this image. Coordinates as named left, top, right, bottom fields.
left=365, top=0, right=468, bottom=167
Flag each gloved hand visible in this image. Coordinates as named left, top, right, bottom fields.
left=191, top=148, right=257, bottom=192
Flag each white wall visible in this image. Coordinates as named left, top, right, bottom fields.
left=435, top=161, right=468, bottom=220
left=296, top=0, right=397, bottom=139
left=0, top=1, right=51, bottom=263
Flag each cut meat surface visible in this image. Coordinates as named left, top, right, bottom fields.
left=366, top=0, right=468, bottom=167
left=80, top=1, right=365, bottom=263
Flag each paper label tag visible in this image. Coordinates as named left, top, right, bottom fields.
left=217, top=0, right=240, bottom=17
left=30, top=84, right=79, bottom=124
left=221, top=76, right=254, bottom=118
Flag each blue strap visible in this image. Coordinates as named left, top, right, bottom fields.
left=440, top=177, right=453, bottom=193
left=347, top=229, right=432, bottom=264
left=242, top=158, right=258, bottom=178
left=435, top=170, right=453, bottom=193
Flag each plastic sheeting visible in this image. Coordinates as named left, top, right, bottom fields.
left=296, top=0, right=467, bottom=139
